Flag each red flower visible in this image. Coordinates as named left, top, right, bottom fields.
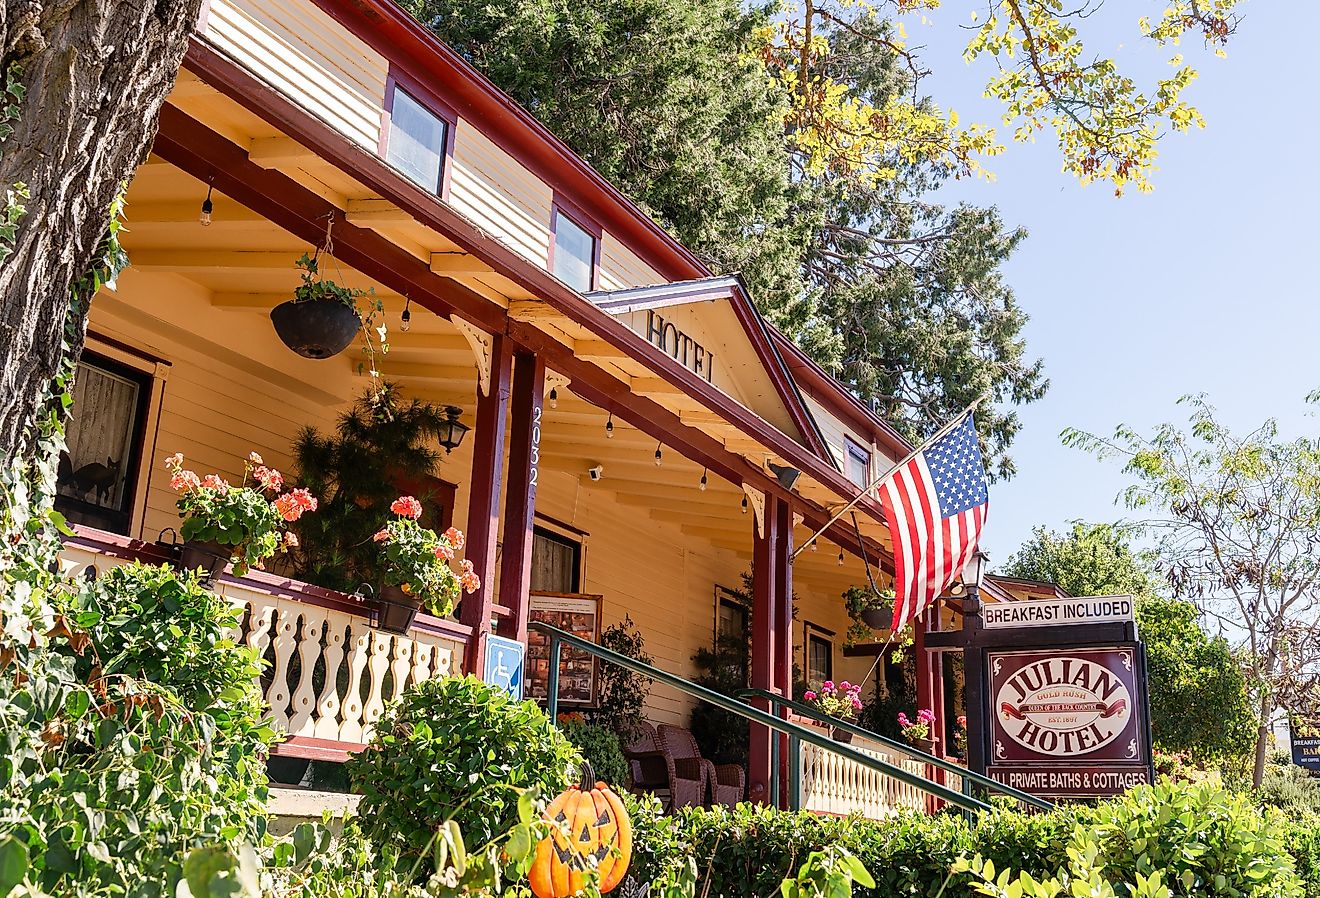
left=164, top=452, right=184, bottom=470
left=434, top=543, right=454, bottom=562
left=201, top=474, right=230, bottom=494
left=372, top=528, right=390, bottom=543
left=443, top=526, right=466, bottom=551
left=274, top=493, right=305, bottom=522
left=288, top=487, right=317, bottom=511
left=460, top=571, right=480, bottom=593
left=391, top=496, right=422, bottom=519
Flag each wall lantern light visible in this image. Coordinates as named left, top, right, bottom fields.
left=437, top=406, right=470, bottom=454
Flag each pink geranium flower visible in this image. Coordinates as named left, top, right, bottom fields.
left=170, top=470, right=201, bottom=492
left=443, top=526, right=466, bottom=551
left=391, top=496, right=423, bottom=519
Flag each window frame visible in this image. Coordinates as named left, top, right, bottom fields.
left=380, top=68, right=458, bottom=199
left=714, top=585, right=750, bottom=643
left=804, top=622, right=835, bottom=686
left=531, top=524, right=583, bottom=594
left=548, top=193, right=602, bottom=292
left=844, top=437, right=872, bottom=488
left=55, top=349, right=157, bottom=537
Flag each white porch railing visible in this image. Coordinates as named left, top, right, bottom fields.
left=799, top=730, right=946, bottom=818
left=60, top=527, right=470, bottom=761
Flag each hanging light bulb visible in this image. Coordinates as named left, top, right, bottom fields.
left=837, top=548, right=845, bottom=566
left=199, top=185, right=214, bottom=226
left=654, top=443, right=663, bottom=467
left=605, top=413, right=614, bottom=439
left=699, top=469, right=708, bottom=491
left=741, top=495, right=748, bottom=514
left=400, top=296, right=412, bottom=333
left=810, top=540, right=818, bottom=553
left=549, top=388, right=558, bottom=409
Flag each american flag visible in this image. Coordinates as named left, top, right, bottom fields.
left=878, top=415, right=989, bottom=631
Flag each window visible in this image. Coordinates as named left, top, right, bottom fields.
left=845, top=438, right=871, bottom=487
left=806, top=629, right=834, bottom=686
left=551, top=203, right=599, bottom=292
left=530, top=527, right=582, bottom=594
left=717, top=587, right=750, bottom=642
left=385, top=83, right=451, bottom=195
left=55, top=353, right=153, bottom=535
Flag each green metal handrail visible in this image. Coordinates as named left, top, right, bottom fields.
left=531, top=621, right=993, bottom=814
left=736, top=687, right=1054, bottom=811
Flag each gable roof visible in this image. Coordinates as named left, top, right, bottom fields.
left=586, top=276, right=832, bottom=461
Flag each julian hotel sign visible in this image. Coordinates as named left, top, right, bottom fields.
left=988, top=647, right=1148, bottom=797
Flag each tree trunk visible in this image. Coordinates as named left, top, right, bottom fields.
left=0, top=0, right=202, bottom=471
left=1253, top=686, right=1271, bottom=788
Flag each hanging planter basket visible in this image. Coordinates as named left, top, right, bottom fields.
left=859, top=606, right=892, bottom=630
left=375, top=584, right=422, bottom=635
left=270, top=298, right=362, bottom=360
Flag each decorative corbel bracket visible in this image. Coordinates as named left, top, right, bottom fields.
left=450, top=315, right=493, bottom=396
left=741, top=484, right=766, bottom=540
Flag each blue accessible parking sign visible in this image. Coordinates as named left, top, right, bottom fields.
left=484, top=635, right=525, bottom=701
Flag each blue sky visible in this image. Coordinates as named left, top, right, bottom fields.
left=895, top=2, right=1320, bottom=563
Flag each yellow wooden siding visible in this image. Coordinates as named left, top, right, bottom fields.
left=447, top=125, right=554, bottom=271
left=204, top=0, right=388, bottom=151
left=597, top=233, right=666, bottom=291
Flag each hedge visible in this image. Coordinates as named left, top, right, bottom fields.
left=624, top=781, right=1315, bottom=898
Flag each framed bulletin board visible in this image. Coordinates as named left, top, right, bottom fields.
left=525, top=592, right=603, bottom=706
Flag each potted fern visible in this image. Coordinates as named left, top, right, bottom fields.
left=270, top=252, right=382, bottom=359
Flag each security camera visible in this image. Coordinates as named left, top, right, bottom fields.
left=587, top=464, right=604, bottom=482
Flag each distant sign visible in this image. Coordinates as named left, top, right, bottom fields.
left=983, top=595, right=1135, bottom=630
left=1291, top=721, right=1320, bottom=771
left=986, top=647, right=1150, bottom=798
left=484, top=635, right=525, bottom=701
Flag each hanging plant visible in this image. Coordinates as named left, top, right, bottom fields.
left=270, top=215, right=387, bottom=366
left=843, top=584, right=894, bottom=645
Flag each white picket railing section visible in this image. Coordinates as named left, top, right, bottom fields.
left=60, top=531, right=468, bottom=757
left=799, top=731, right=942, bottom=818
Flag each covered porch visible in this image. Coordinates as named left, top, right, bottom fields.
left=54, top=47, right=959, bottom=819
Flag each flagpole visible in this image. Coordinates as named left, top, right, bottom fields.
left=791, top=392, right=989, bottom=561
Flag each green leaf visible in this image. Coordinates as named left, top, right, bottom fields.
left=0, top=837, right=29, bottom=894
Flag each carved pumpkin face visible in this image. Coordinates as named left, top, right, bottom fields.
left=529, top=769, right=632, bottom=898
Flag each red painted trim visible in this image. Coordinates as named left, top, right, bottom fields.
left=271, top=735, right=362, bottom=762
left=380, top=66, right=459, bottom=200
left=771, top=329, right=912, bottom=460
left=64, top=525, right=472, bottom=641
left=497, top=352, right=546, bottom=645
left=182, top=41, right=873, bottom=518
left=459, top=335, right=513, bottom=676
left=308, top=0, right=706, bottom=284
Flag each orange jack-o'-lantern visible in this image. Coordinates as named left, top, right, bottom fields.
left=529, top=763, right=632, bottom=898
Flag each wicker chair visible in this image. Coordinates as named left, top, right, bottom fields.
left=622, top=723, right=671, bottom=802
left=657, top=723, right=745, bottom=808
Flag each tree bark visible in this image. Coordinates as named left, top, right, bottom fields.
left=1253, top=685, right=1271, bottom=788
left=0, top=0, right=202, bottom=470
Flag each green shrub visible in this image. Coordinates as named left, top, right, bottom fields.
left=3, top=562, right=272, bottom=895
left=557, top=714, right=629, bottom=788
left=1256, top=759, right=1320, bottom=815
left=1282, top=813, right=1320, bottom=898
left=624, top=781, right=1305, bottom=898
left=347, top=675, right=579, bottom=871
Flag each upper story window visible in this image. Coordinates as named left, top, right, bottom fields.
left=845, top=438, right=871, bottom=488
left=383, top=76, right=455, bottom=197
left=806, top=628, right=834, bottom=686
left=551, top=200, right=600, bottom=292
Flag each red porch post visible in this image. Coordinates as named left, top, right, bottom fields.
left=460, top=333, right=513, bottom=676
left=773, top=499, right=794, bottom=808
left=496, top=352, right=545, bottom=645
left=749, top=493, right=782, bottom=804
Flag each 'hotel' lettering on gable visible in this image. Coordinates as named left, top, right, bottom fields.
left=645, top=309, right=715, bottom=383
